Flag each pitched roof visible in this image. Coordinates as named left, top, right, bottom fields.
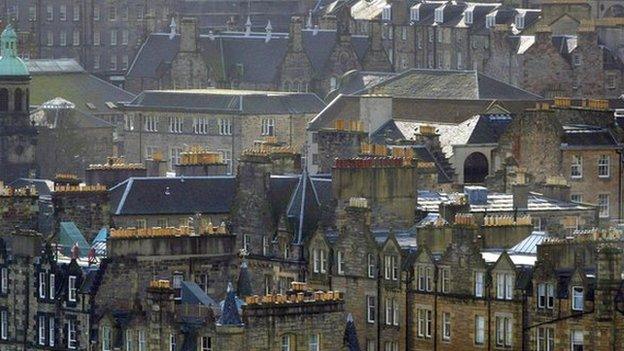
left=466, top=113, right=514, bottom=144
left=58, top=222, right=91, bottom=257
left=181, top=281, right=218, bottom=306
left=7, top=178, right=53, bottom=196
left=509, top=231, right=548, bottom=255
left=360, top=69, right=543, bottom=100
left=28, top=59, right=135, bottom=115
left=218, top=283, right=243, bottom=325
left=561, top=125, right=620, bottom=148
left=127, top=34, right=180, bottom=79
left=123, top=89, right=325, bottom=114
left=109, top=176, right=236, bottom=216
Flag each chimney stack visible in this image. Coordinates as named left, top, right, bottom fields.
left=180, top=17, right=199, bottom=52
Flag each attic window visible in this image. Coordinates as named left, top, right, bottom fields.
left=105, top=101, right=116, bottom=109
left=86, top=102, right=96, bottom=110
left=515, top=13, right=525, bottom=30
left=486, top=13, right=496, bottom=28
left=382, top=5, right=391, bottom=21
left=434, top=8, right=444, bottom=23
left=465, top=9, right=473, bottom=24
left=410, top=7, right=420, bottom=22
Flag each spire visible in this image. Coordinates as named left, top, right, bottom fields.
left=245, top=16, right=252, bottom=36
left=218, top=282, right=243, bottom=325
left=169, top=18, right=177, bottom=39
left=237, top=258, right=253, bottom=298
left=343, top=314, right=361, bottom=351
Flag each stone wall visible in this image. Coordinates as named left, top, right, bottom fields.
left=52, top=190, right=110, bottom=242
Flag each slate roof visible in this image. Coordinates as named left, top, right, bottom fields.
left=181, top=281, right=218, bottom=306
left=333, top=70, right=396, bottom=96
left=561, top=125, right=620, bottom=148
left=109, top=177, right=236, bottom=216
left=7, top=178, right=53, bottom=196
left=418, top=190, right=596, bottom=213
left=123, top=89, right=325, bottom=114
left=28, top=59, right=135, bottom=115
left=466, top=114, right=514, bottom=144
left=509, top=231, right=549, bottom=255
left=126, top=34, right=180, bottom=79
left=361, top=69, right=543, bottom=100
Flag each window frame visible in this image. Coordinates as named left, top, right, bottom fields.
left=598, top=155, right=610, bottom=178
left=572, top=286, right=584, bottom=311
left=570, top=155, right=582, bottom=179
left=367, top=295, right=376, bottom=323
left=68, top=276, right=77, bottom=302
left=442, top=312, right=451, bottom=341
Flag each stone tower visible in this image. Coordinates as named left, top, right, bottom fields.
left=0, top=24, right=36, bottom=182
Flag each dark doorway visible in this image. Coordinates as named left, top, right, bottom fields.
left=464, top=152, right=489, bottom=183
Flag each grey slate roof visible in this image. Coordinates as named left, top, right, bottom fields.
left=7, top=178, right=53, bottom=196
left=562, top=125, right=620, bottom=148
left=466, top=114, right=514, bottom=144
left=509, top=231, right=548, bottom=255
left=361, top=69, right=543, bottom=100
left=109, top=176, right=236, bottom=216
left=123, top=89, right=326, bottom=114
left=127, top=34, right=180, bottom=79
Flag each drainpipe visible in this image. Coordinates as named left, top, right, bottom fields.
left=617, top=149, right=622, bottom=220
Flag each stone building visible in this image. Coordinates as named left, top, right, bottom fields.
left=0, top=25, right=37, bottom=183
left=118, top=88, right=325, bottom=172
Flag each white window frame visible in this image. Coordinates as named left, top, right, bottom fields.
left=218, top=118, right=232, bottom=135
left=124, top=329, right=131, bottom=351
left=392, top=298, right=399, bottom=326
left=410, top=7, right=420, bottom=22
left=1, top=267, right=8, bottom=294
left=384, top=256, right=391, bottom=280
left=442, top=312, right=451, bottom=341
left=193, top=117, right=209, bottom=134
left=102, top=326, right=112, bottom=351
left=440, top=267, right=450, bottom=293
left=309, top=334, right=320, bottom=351
left=60, top=5, right=67, bottom=21
left=392, top=255, right=398, bottom=281
left=94, top=31, right=101, bottom=46
left=515, top=13, right=525, bottom=29
left=73, top=6, right=80, bottom=21
left=39, top=315, right=46, bottom=345
left=382, top=5, right=391, bottom=21
left=49, top=273, right=55, bottom=300
left=110, top=30, right=117, bottom=46
left=475, top=271, right=484, bottom=297
left=598, top=194, right=610, bottom=218
left=537, top=327, right=554, bottom=351
left=425, top=266, right=432, bottom=291
left=367, top=254, right=375, bottom=278
left=496, top=272, right=514, bottom=300
left=169, top=333, right=176, bottom=351
left=60, top=31, right=67, bottom=47
left=39, top=272, right=46, bottom=299
left=337, top=251, right=345, bottom=275
left=67, top=319, right=76, bottom=349
left=320, top=250, right=327, bottom=273
left=598, top=155, right=610, bottom=178
left=0, top=310, right=6, bottom=340
left=572, top=286, right=584, bottom=311
left=262, top=236, right=268, bottom=256
left=465, top=9, right=473, bottom=24
left=170, top=147, right=183, bottom=167
left=169, top=116, right=183, bottom=133
left=475, top=315, right=485, bottom=345
left=571, top=155, right=582, bottom=178
left=138, top=330, right=146, bottom=351
left=434, top=7, right=444, bottom=23
left=417, top=309, right=432, bottom=338
left=486, top=13, right=495, bottom=28
left=496, top=316, right=512, bottom=347
left=281, top=335, right=292, bottom=351
left=570, top=194, right=582, bottom=203
left=261, top=118, right=275, bottom=136
left=573, top=53, right=582, bottom=66
left=122, top=30, right=129, bottom=46
left=385, top=298, right=392, bottom=325
left=367, top=295, right=376, bottom=323
left=68, top=276, right=76, bottom=302
left=48, top=316, right=55, bottom=347
left=313, top=249, right=319, bottom=273
left=200, top=336, right=212, bottom=351
left=571, top=330, right=584, bottom=351
left=73, top=31, right=80, bottom=46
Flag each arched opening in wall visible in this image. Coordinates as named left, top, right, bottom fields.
left=0, top=89, right=8, bottom=111
left=14, top=88, right=23, bottom=112
left=464, top=152, right=489, bottom=184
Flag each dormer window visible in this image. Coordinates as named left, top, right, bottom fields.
left=572, top=286, right=584, bottom=311
left=410, top=7, right=420, bottom=22
left=515, top=13, right=525, bottom=30
left=382, top=5, right=391, bottom=21
left=465, top=9, right=473, bottom=24
left=537, top=282, right=554, bottom=309
left=434, top=8, right=444, bottom=24
left=486, top=13, right=496, bottom=29
left=496, top=272, right=514, bottom=300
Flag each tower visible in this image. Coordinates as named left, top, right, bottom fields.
left=0, top=24, right=36, bottom=182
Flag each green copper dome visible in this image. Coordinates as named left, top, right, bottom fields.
left=0, top=25, right=29, bottom=77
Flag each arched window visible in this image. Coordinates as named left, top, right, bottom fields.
left=464, top=152, right=489, bottom=184
left=14, top=88, right=23, bottom=112
left=0, top=89, right=8, bottom=111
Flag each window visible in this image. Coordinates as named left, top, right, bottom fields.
left=193, top=117, right=209, bottom=134
left=598, top=194, right=610, bottom=218
left=313, top=249, right=320, bottom=273
left=60, top=5, right=67, bottom=21
left=49, top=317, right=54, bottom=346
left=281, top=335, right=293, bottom=351
left=110, top=55, right=117, bottom=71
left=425, top=266, right=432, bottom=291
left=367, top=254, right=375, bottom=278
left=94, top=31, right=101, bottom=46
left=73, top=6, right=80, bottom=21
left=495, top=316, right=512, bottom=347
left=136, top=5, right=144, bottom=20
left=67, top=319, right=76, bottom=349
left=0, top=310, right=7, bottom=340
left=29, top=6, right=37, bottom=21
left=410, top=7, right=419, bottom=22
left=572, top=286, right=584, bottom=311
left=0, top=267, right=7, bottom=294
left=571, top=330, right=584, bottom=351
left=465, top=9, right=473, bottom=24
left=261, top=118, right=275, bottom=136
left=39, top=272, right=46, bottom=299
left=598, top=155, right=610, bottom=178
left=109, top=6, right=117, bottom=21
left=385, top=256, right=391, bottom=280
left=73, top=31, right=80, bottom=46
left=382, top=5, right=391, bottom=21
left=337, top=251, right=345, bottom=275
left=219, top=149, right=233, bottom=174
left=607, top=74, right=617, bottom=89
left=475, top=271, right=484, bottom=297
left=392, top=256, right=398, bottom=281
left=262, top=236, right=269, bottom=256
left=68, top=276, right=76, bottom=302
left=367, top=340, right=375, bottom=351
left=417, top=309, right=432, bottom=338
left=442, top=312, right=451, bottom=341
left=102, top=326, right=112, bottom=351
left=434, top=7, right=443, bottom=23
left=122, top=7, right=129, bottom=21
left=60, top=31, right=67, bottom=46
left=496, top=272, right=514, bottom=300
left=309, top=334, right=320, bottom=351
left=94, top=55, right=101, bottom=70
left=122, top=30, right=129, bottom=45
left=366, top=295, right=375, bottom=323
left=94, top=7, right=100, bottom=21
left=486, top=13, right=495, bottom=28
left=110, top=30, right=117, bottom=46
left=537, top=327, right=554, bottom=351
left=417, top=266, right=425, bottom=291
left=571, top=194, right=582, bottom=203
left=47, top=32, right=54, bottom=46
left=571, top=155, right=582, bottom=178
left=49, top=273, right=55, bottom=300
left=475, top=315, right=485, bottom=344
left=138, top=330, right=147, bottom=351
left=401, top=27, right=407, bottom=40
left=440, top=267, right=450, bottom=293
left=320, top=250, right=327, bottom=273
left=243, top=235, right=251, bottom=252
left=573, top=53, right=582, bottom=66
left=46, top=5, right=53, bottom=21
left=537, top=283, right=554, bottom=309
left=218, top=118, right=232, bottom=135
left=515, top=14, right=525, bottom=29
left=200, top=336, right=212, bottom=351
left=144, top=116, right=158, bottom=132
left=136, top=219, right=147, bottom=228
left=125, top=329, right=132, bottom=351
left=385, top=299, right=392, bottom=325
left=39, top=315, right=46, bottom=345
left=169, top=116, right=183, bottom=133
left=123, top=55, right=129, bottom=70
left=169, top=333, right=176, bottom=351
